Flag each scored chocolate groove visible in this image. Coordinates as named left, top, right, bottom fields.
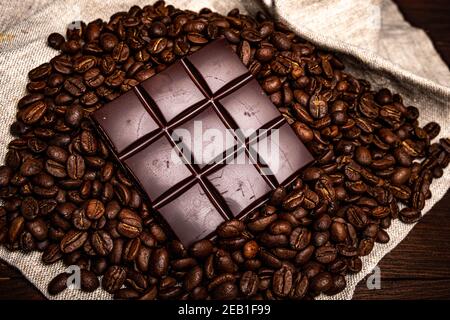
left=91, top=38, right=313, bottom=246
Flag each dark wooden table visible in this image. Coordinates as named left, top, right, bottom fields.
left=0, top=0, right=449, bottom=300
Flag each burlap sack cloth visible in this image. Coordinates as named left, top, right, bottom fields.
left=0, top=0, right=449, bottom=300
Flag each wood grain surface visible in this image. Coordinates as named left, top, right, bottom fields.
left=0, top=0, right=449, bottom=300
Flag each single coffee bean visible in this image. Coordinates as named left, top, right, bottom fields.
left=0, top=166, right=13, bottom=187
left=102, top=266, right=127, bottom=293
left=117, top=209, right=142, bottom=238
left=310, top=272, right=333, bottom=293
left=60, top=230, right=88, bottom=253
left=91, top=230, right=113, bottom=256
left=80, top=130, right=97, bottom=155
left=28, top=63, right=52, bottom=81
left=217, top=220, right=245, bottom=238
left=48, top=272, right=69, bottom=295
left=150, top=247, right=169, bottom=277
left=26, top=219, right=48, bottom=241
left=376, top=229, right=390, bottom=243
left=66, top=154, right=85, bottom=180
left=399, top=207, right=421, bottom=224
left=47, top=33, right=65, bottom=49
left=272, top=266, right=293, bottom=297
left=261, top=76, right=281, bottom=94
left=315, top=245, right=337, bottom=264
left=20, top=158, right=43, bottom=176
left=85, top=199, right=105, bottom=220
left=190, top=239, right=214, bottom=259
left=272, top=32, right=291, bottom=50
left=64, top=75, right=86, bottom=96
left=122, top=238, right=141, bottom=262
left=240, top=271, right=259, bottom=297
left=65, top=105, right=84, bottom=127
left=212, top=282, right=238, bottom=300
left=290, top=227, right=311, bottom=250
left=355, top=146, right=372, bottom=165
left=242, top=240, right=259, bottom=259
left=290, top=273, right=309, bottom=299
left=80, top=269, right=100, bottom=292
left=184, top=265, right=203, bottom=291
left=391, top=167, right=411, bottom=186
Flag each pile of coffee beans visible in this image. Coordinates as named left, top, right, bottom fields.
left=0, top=1, right=449, bottom=300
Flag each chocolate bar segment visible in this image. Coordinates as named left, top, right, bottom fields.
left=91, top=38, right=314, bottom=246
left=158, top=183, right=225, bottom=246
left=218, top=78, right=281, bottom=138
left=124, top=136, right=193, bottom=201
left=186, top=39, right=249, bottom=94
left=141, top=62, right=206, bottom=123
left=92, top=89, right=159, bottom=154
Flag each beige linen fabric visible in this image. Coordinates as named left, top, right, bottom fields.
left=0, top=0, right=449, bottom=300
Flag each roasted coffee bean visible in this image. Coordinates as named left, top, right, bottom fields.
left=358, top=238, right=374, bottom=256
left=85, top=199, right=105, bottom=220
left=355, top=146, right=372, bottom=165
left=80, top=130, right=97, bottom=155
left=80, top=269, right=100, bottom=292
left=29, top=63, right=52, bottom=81
left=48, top=272, right=69, bottom=295
left=399, top=207, right=421, bottom=224
left=47, top=33, right=65, bottom=49
left=240, top=271, right=259, bottom=297
left=242, top=240, right=259, bottom=259
left=45, top=159, right=66, bottom=178
left=122, top=238, right=141, bottom=262
left=71, top=208, right=91, bottom=230
left=217, top=220, right=245, bottom=238
left=273, top=266, right=293, bottom=297
left=46, top=146, right=69, bottom=164
left=391, top=167, right=411, bottom=186
left=290, top=273, right=309, bottom=299
left=184, top=265, right=203, bottom=291
left=294, top=245, right=315, bottom=266
left=20, top=197, right=39, bottom=220
left=20, top=158, right=43, bottom=177
left=315, top=245, right=337, bottom=264
left=326, top=274, right=346, bottom=295
left=423, top=122, right=440, bottom=140
left=256, top=46, right=275, bottom=62
left=212, top=282, right=238, bottom=300
left=247, top=214, right=277, bottom=232
left=65, top=105, right=83, bottom=127
left=262, top=76, right=282, bottom=94
left=91, top=230, right=113, bottom=256
left=0, top=166, right=13, bottom=187
left=272, top=32, right=291, bottom=50
left=310, top=272, right=333, bottom=293
left=150, top=247, right=169, bottom=277
left=66, top=154, right=85, bottom=180
left=376, top=229, right=390, bottom=244
left=60, top=230, right=88, bottom=253
left=136, top=245, right=152, bottom=273
left=64, top=77, right=86, bottom=96
left=282, top=189, right=304, bottom=210
left=190, top=239, right=214, bottom=259
left=269, top=187, right=287, bottom=206
left=102, top=266, right=127, bottom=293
left=290, top=227, right=311, bottom=250
left=26, top=219, right=48, bottom=241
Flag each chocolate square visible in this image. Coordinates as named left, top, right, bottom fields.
left=92, top=89, right=159, bottom=154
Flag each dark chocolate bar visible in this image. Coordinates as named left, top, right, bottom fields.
left=91, top=38, right=313, bottom=246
